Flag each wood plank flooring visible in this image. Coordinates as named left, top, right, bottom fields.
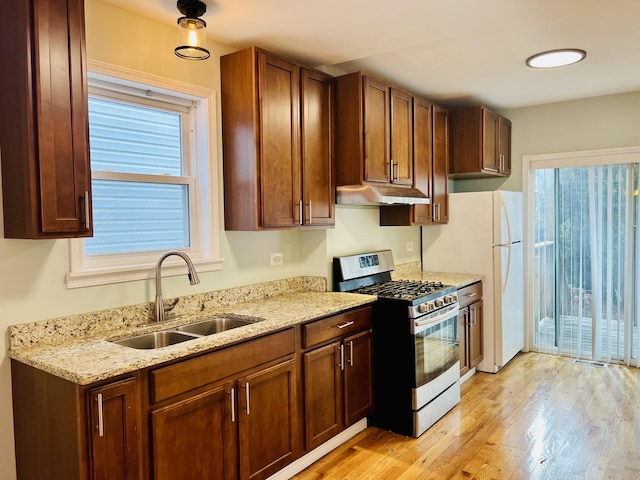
left=292, top=352, right=640, bottom=480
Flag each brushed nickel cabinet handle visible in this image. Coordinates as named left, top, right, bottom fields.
left=337, top=320, right=354, bottom=329
left=83, top=191, right=90, bottom=227
left=466, top=292, right=477, bottom=298
left=299, top=200, right=303, bottom=225
left=245, top=382, right=250, bottom=415
left=230, top=387, right=236, bottom=423
left=308, top=201, right=312, bottom=225
left=339, top=344, right=345, bottom=371
left=348, top=340, right=354, bottom=367
left=96, top=393, right=104, bottom=437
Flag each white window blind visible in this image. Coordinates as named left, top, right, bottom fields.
left=86, top=95, right=193, bottom=255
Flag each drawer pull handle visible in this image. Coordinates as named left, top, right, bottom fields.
left=337, top=321, right=355, bottom=329
left=339, top=344, right=345, bottom=371
left=466, top=292, right=477, bottom=298
left=96, top=393, right=104, bottom=437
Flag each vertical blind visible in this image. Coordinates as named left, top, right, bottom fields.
left=533, top=163, right=640, bottom=366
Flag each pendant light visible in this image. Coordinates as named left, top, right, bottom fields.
left=174, top=0, right=210, bottom=60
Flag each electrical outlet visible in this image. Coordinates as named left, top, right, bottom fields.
left=407, top=241, right=414, bottom=252
left=270, top=252, right=284, bottom=266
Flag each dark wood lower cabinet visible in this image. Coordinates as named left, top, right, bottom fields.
left=302, top=307, right=374, bottom=452
left=238, top=360, right=298, bottom=480
left=303, top=342, right=343, bottom=449
left=458, top=282, right=484, bottom=375
left=12, top=314, right=373, bottom=480
left=343, top=330, right=374, bottom=426
left=151, top=384, right=238, bottom=480
left=88, top=378, right=140, bottom=480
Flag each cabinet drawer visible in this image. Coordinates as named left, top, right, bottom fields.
left=303, top=307, right=372, bottom=348
left=458, top=281, right=482, bottom=308
left=150, top=328, right=295, bottom=403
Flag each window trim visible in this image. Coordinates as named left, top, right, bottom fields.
left=66, top=60, right=223, bottom=288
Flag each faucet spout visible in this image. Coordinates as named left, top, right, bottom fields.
left=154, top=251, right=200, bottom=323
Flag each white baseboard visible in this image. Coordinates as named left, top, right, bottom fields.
left=266, top=418, right=368, bottom=480
left=460, top=367, right=476, bottom=384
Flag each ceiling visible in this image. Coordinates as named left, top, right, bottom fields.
left=100, top=0, right=640, bottom=109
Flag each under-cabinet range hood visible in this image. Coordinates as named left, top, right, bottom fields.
left=336, top=185, right=430, bottom=206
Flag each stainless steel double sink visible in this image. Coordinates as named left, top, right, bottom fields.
left=111, top=317, right=255, bottom=350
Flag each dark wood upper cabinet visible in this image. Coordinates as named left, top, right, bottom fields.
left=0, top=0, right=92, bottom=238
left=335, top=72, right=415, bottom=188
left=301, top=68, right=335, bottom=226
left=379, top=98, right=449, bottom=226
left=362, top=76, right=391, bottom=184
left=431, top=104, right=449, bottom=223
left=390, top=88, right=414, bottom=186
left=449, top=105, right=512, bottom=178
left=221, top=46, right=334, bottom=230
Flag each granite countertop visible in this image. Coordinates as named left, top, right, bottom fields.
left=405, top=271, right=483, bottom=289
left=9, top=291, right=376, bottom=386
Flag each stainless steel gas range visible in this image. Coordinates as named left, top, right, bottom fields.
left=333, top=249, right=461, bottom=437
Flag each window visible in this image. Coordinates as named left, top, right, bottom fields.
left=67, top=62, right=221, bottom=288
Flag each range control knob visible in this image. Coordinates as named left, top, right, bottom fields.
left=444, top=294, right=456, bottom=304
left=418, top=301, right=435, bottom=313
left=435, top=298, right=444, bottom=308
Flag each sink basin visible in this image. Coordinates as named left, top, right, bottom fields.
left=112, top=330, right=199, bottom=350
left=176, top=317, right=254, bottom=336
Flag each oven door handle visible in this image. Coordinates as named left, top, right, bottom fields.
left=411, top=304, right=459, bottom=335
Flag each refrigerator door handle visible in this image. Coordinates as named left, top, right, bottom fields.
left=492, top=240, right=522, bottom=248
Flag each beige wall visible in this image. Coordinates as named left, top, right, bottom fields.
left=0, top=2, right=420, bottom=478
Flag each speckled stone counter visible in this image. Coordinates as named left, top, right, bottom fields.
left=392, top=261, right=483, bottom=288
left=9, top=287, right=375, bottom=385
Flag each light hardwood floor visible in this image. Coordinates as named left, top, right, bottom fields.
left=293, top=352, right=640, bottom=480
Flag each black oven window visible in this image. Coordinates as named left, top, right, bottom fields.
left=413, top=315, right=459, bottom=386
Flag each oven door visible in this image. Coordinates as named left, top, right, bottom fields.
left=412, top=304, right=459, bottom=388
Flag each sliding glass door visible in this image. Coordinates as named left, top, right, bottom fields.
left=532, top=162, right=640, bottom=366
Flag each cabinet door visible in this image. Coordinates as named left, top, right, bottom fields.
left=469, top=300, right=484, bottom=368
left=498, top=116, right=511, bottom=175
left=459, top=307, right=470, bottom=376
left=482, top=108, right=500, bottom=173
left=363, top=76, right=390, bottom=184
left=0, top=0, right=92, bottom=238
left=151, top=384, right=237, bottom=480
left=390, top=88, right=413, bottom=186
left=304, top=342, right=343, bottom=450
left=238, top=360, right=297, bottom=480
left=301, top=68, right=334, bottom=226
left=432, top=104, right=449, bottom=224
left=343, top=330, right=374, bottom=426
left=412, top=97, right=433, bottom=224
left=258, top=51, right=301, bottom=227
left=88, top=378, right=140, bottom=480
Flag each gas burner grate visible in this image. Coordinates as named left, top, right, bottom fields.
left=355, top=280, right=448, bottom=301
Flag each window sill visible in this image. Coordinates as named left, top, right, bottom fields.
left=65, top=257, right=224, bottom=289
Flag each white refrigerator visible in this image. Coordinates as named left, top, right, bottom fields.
left=422, top=190, right=524, bottom=373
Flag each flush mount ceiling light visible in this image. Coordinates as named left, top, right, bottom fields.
left=174, top=0, right=210, bottom=60
left=526, top=49, right=586, bottom=68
